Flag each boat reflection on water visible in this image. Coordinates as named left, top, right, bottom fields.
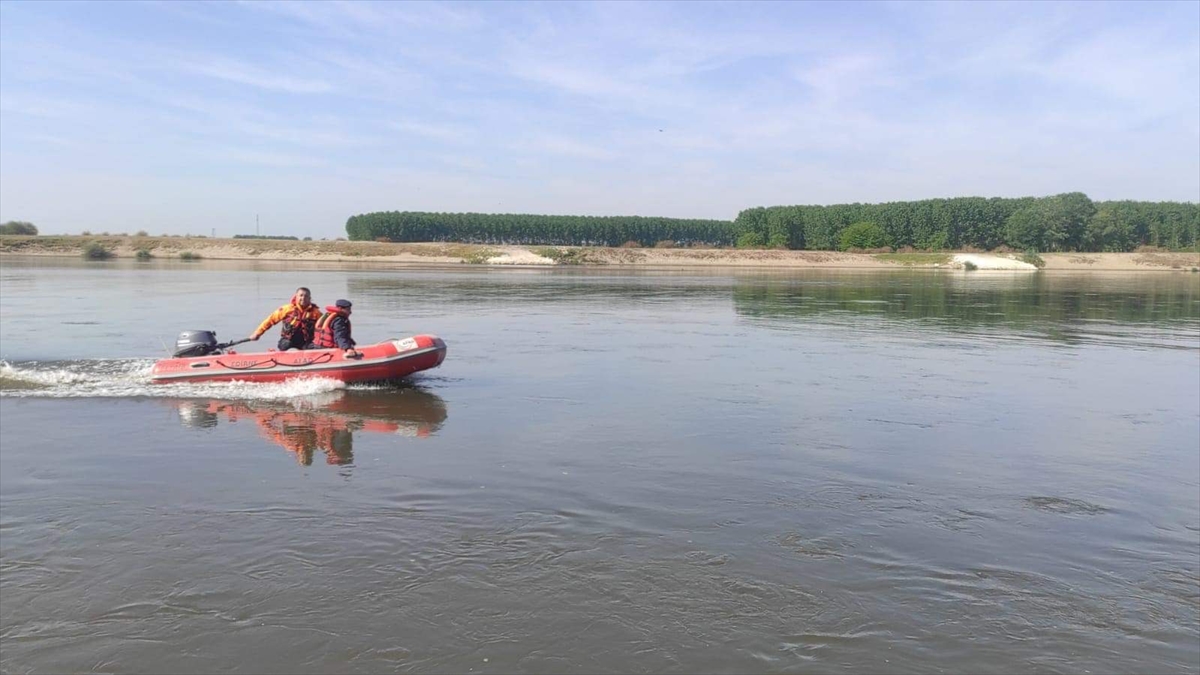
left=172, top=387, right=448, bottom=466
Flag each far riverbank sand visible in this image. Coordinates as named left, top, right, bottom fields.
left=2, top=236, right=1198, bottom=271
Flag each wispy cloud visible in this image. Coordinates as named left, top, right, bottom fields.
left=515, top=134, right=619, bottom=161
left=182, top=57, right=332, bottom=94
left=793, top=53, right=897, bottom=108
left=0, top=93, right=95, bottom=119
left=196, top=147, right=326, bottom=167
left=391, top=120, right=472, bottom=143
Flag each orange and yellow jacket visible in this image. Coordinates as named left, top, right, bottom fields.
left=252, top=294, right=322, bottom=341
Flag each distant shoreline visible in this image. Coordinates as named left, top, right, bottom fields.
left=1, top=235, right=1197, bottom=272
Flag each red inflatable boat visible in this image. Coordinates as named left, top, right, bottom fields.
left=150, top=333, right=447, bottom=385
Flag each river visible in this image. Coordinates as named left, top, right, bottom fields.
left=1, top=257, right=1198, bottom=674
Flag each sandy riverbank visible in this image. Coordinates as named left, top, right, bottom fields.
left=1, top=235, right=1198, bottom=271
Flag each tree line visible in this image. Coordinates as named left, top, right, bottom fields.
left=346, top=195, right=1197, bottom=252
left=345, top=211, right=734, bottom=247
left=732, top=194, right=1198, bottom=252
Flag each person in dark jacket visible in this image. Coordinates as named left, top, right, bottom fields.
left=310, top=299, right=360, bottom=358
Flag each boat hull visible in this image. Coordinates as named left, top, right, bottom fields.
left=150, top=335, right=447, bottom=384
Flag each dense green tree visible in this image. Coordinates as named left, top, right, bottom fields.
left=1086, top=207, right=1134, bottom=251
left=1004, top=206, right=1045, bottom=251
left=839, top=222, right=889, bottom=250
left=0, top=221, right=38, bottom=235
left=736, top=231, right=766, bottom=248
left=1036, top=192, right=1095, bottom=251
left=733, top=207, right=768, bottom=248
left=763, top=207, right=795, bottom=248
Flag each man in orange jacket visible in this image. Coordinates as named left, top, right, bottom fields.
left=249, top=287, right=323, bottom=351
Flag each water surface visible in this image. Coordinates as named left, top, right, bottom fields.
left=2, top=258, right=1198, bottom=673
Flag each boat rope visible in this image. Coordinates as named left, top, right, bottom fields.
left=215, top=358, right=279, bottom=371
left=213, top=352, right=335, bottom=371
left=283, top=353, right=336, bottom=367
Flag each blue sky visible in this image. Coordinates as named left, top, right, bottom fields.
left=1, top=1, right=1197, bottom=237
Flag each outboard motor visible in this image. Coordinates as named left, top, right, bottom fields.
left=173, top=330, right=219, bottom=358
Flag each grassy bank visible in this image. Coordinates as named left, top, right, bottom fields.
left=1, top=235, right=1197, bottom=271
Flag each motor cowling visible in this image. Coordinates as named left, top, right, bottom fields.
left=174, top=330, right=218, bottom=358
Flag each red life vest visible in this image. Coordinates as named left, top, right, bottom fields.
left=280, top=305, right=315, bottom=343
left=312, top=308, right=349, bottom=349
